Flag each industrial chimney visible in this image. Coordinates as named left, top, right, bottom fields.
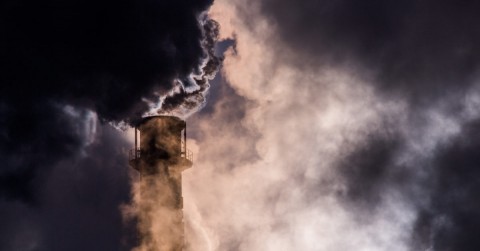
left=129, top=116, right=193, bottom=251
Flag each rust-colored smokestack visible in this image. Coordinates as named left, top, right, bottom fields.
left=129, top=115, right=193, bottom=251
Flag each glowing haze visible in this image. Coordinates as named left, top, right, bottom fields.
left=181, top=0, right=480, bottom=251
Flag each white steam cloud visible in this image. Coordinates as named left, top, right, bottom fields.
left=179, top=1, right=480, bottom=251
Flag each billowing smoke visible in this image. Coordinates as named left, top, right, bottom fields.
left=0, top=0, right=218, bottom=249
left=159, top=19, right=222, bottom=117
left=180, top=1, right=480, bottom=251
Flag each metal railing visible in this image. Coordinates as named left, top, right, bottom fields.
left=181, top=149, right=193, bottom=162
left=129, top=148, right=141, bottom=161
left=129, top=147, right=193, bottom=162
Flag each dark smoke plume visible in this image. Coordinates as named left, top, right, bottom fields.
left=0, top=0, right=218, bottom=249
left=160, top=19, right=222, bottom=115
left=0, top=0, right=215, bottom=201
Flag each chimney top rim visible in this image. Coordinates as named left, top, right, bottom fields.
left=135, top=115, right=185, bottom=127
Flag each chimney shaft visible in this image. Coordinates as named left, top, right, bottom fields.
left=129, top=116, right=193, bottom=251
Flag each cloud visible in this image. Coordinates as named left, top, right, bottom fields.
left=0, top=125, right=135, bottom=250
left=411, top=118, right=480, bottom=250
left=256, top=0, right=480, bottom=99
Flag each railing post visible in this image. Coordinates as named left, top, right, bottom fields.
left=184, top=126, right=187, bottom=155
left=134, top=127, right=137, bottom=153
